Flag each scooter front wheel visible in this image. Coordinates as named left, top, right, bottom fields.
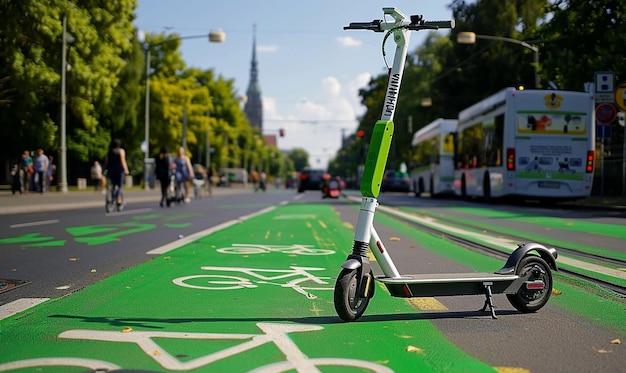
left=506, top=255, right=553, bottom=313
left=334, top=268, right=374, bottom=322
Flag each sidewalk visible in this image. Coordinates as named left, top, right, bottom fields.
left=0, top=186, right=247, bottom=216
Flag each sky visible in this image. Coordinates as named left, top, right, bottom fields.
left=135, top=0, right=454, bottom=169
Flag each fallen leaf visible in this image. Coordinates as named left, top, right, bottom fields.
left=389, top=237, right=401, bottom=241
left=153, top=349, right=161, bottom=355
left=593, top=347, right=611, bottom=354
left=551, top=288, right=562, bottom=295
left=90, top=269, right=97, bottom=273
left=610, top=339, right=621, bottom=345
left=406, top=345, right=425, bottom=354
left=122, top=327, right=133, bottom=333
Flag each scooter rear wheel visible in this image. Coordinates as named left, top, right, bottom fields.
left=334, top=268, right=374, bottom=322
left=506, top=255, right=553, bottom=313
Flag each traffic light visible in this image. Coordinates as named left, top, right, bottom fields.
left=357, top=130, right=365, bottom=137
left=279, top=128, right=285, bottom=137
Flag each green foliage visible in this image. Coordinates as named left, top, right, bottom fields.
left=286, top=148, right=310, bottom=171
left=334, top=0, right=626, bottom=181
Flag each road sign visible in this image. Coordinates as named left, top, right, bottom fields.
left=595, top=71, right=615, bottom=93
left=614, top=81, right=626, bottom=112
left=595, top=103, right=617, bottom=124
left=596, top=124, right=612, bottom=140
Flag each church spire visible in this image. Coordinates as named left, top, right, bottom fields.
left=244, top=24, right=263, bottom=130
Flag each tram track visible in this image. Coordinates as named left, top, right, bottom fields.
left=359, top=198, right=626, bottom=299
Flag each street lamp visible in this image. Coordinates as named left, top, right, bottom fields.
left=142, top=29, right=225, bottom=189
left=59, top=16, right=74, bottom=192
left=457, top=31, right=540, bottom=89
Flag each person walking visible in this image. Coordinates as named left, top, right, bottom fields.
left=20, top=150, right=32, bottom=194
left=259, top=171, right=267, bottom=191
left=173, top=146, right=194, bottom=203
left=32, top=148, right=49, bottom=193
left=46, top=155, right=56, bottom=192
left=105, top=139, right=129, bottom=206
left=91, top=160, right=104, bottom=192
left=250, top=169, right=260, bottom=192
left=155, top=146, right=172, bottom=207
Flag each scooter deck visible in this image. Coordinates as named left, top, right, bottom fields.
left=377, top=272, right=521, bottom=298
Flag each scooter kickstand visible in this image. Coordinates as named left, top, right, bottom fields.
left=480, top=282, right=497, bottom=319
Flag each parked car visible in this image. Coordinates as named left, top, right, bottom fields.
left=298, top=168, right=326, bottom=192
left=381, top=169, right=411, bottom=193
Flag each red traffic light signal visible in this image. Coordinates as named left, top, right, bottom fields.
left=279, top=128, right=285, bottom=137
left=357, top=130, right=365, bottom=137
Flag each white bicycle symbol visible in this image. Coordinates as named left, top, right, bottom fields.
left=172, top=266, right=333, bottom=299
left=0, top=323, right=394, bottom=372
left=217, top=244, right=335, bottom=256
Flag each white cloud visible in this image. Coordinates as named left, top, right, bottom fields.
left=336, top=36, right=362, bottom=47
left=258, top=44, right=279, bottom=53
left=322, top=76, right=341, bottom=97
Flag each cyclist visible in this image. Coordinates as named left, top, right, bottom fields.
left=105, top=139, right=129, bottom=206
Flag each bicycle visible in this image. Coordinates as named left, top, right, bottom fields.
left=105, top=173, right=125, bottom=213
left=173, top=265, right=334, bottom=300
left=0, top=323, right=394, bottom=371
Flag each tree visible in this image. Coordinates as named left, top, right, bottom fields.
left=0, top=0, right=137, bottom=173
left=287, top=148, right=309, bottom=171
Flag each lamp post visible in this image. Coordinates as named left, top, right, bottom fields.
left=457, top=31, right=540, bottom=89
left=59, top=16, right=74, bottom=192
left=142, top=29, right=225, bottom=189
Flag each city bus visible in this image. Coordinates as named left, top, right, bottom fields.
left=454, top=87, right=595, bottom=201
left=410, top=118, right=457, bottom=197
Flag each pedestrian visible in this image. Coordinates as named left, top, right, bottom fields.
left=155, top=146, right=172, bottom=207
left=91, top=160, right=104, bottom=192
left=105, top=139, right=130, bottom=206
left=250, top=169, right=260, bottom=192
left=173, top=146, right=194, bottom=203
left=46, top=155, right=56, bottom=192
left=32, top=148, right=49, bottom=193
left=20, top=150, right=32, bottom=194
left=259, top=171, right=267, bottom=191
left=10, top=163, right=21, bottom=194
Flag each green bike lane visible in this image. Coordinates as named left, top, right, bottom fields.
left=0, top=202, right=500, bottom=372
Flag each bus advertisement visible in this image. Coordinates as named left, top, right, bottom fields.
left=454, top=87, right=595, bottom=201
left=410, top=118, right=457, bottom=197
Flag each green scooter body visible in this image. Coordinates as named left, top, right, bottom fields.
left=360, top=120, right=394, bottom=198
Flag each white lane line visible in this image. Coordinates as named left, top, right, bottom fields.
left=106, top=208, right=153, bottom=217
left=10, top=219, right=59, bottom=228
left=0, top=298, right=49, bottom=321
left=147, top=206, right=277, bottom=255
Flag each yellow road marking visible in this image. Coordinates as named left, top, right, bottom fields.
left=407, top=297, right=448, bottom=311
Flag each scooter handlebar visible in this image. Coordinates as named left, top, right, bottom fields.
left=344, top=20, right=383, bottom=32
left=421, top=20, right=455, bottom=29
left=344, top=19, right=454, bottom=32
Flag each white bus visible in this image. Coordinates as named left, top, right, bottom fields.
left=410, top=118, right=457, bottom=197
left=454, top=87, right=595, bottom=201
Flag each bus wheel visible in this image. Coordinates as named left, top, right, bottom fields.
left=483, top=172, right=491, bottom=202
left=429, top=177, right=434, bottom=197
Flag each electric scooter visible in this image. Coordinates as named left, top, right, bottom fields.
left=334, top=7, right=558, bottom=322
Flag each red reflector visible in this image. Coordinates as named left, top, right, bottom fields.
left=402, top=285, right=412, bottom=296
left=376, top=241, right=385, bottom=253
left=525, top=281, right=545, bottom=290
